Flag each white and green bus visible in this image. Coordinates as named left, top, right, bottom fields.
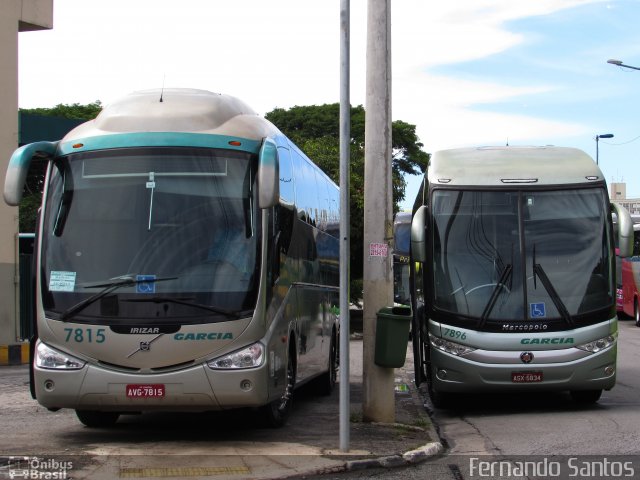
left=4, top=89, right=340, bottom=427
left=409, top=146, right=633, bottom=407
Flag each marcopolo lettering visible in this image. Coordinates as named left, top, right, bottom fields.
left=521, top=337, right=574, bottom=345
left=174, top=332, right=233, bottom=340
left=502, top=323, right=548, bottom=331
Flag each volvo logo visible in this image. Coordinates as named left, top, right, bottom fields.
left=127, top=334, right=164, bottom=358
left=520, top=351, right=534, bottom=364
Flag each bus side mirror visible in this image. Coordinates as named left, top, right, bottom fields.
left=411, top=205, right=428, bottom=262
left=4, top=141, right=58, bottom=206
left=612, top=202, right=633, bottom=258
left=258, top=138, right=279, bottom=209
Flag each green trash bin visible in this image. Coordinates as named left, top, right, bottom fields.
left=374, top=305, right=412, bottom=368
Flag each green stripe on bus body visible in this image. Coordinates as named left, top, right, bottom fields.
left=58, top=132, right=261, bottom=155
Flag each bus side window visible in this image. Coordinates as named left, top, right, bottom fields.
left=291, top=149, right=318, bottom=226
left=278, top=147, right=295, bottom=206
left=277, top=147, right=295, bottom=256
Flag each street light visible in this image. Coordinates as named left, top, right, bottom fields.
left=607, top=59, right=640, bottom=71
left=595, top=133, right=614, bottom=165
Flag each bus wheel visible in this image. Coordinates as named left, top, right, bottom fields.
left=262, top=349, right=295, bottom=428
left=570, top=389, right=602, bottom=404
left=317, top=331, right=338, bottom=396
left=428, top=383, right=450, bottom=409
left=426, top=368, right=449, bottom=409
left=75, top=410, right=119, bottom=427
left=635, top=299, right=640, bottom=327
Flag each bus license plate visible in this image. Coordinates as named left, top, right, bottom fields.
left=511, top=372, right=543, bottom=383
left=126, top=384, right=165, bottom=398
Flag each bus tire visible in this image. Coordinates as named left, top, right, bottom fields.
left=75, top=410, right=119, bottom=428
left=262, top=346, right=295, bottom=428
left=428, top=383, right=450, bottom=409
left=411, top=305, right=427, bottom=386
left=316, top=330, right=338, bottom=396
left=570, top=389, right=602, bottom=404
left=426, top=365, right=449, bottom=409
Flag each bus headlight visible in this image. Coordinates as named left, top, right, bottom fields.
left=576, top=333, right=617, bottom=353
left=207, top=342, right=265, bottom=370
left=36, top=341, right=86, bottom=370
left=429, top=333, right=476, bottom=356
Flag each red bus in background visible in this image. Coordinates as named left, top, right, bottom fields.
left=618, top=217, right=640, bottom=325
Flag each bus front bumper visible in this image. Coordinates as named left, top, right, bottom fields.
left=430, top=345, right=617, bottom=393
left=33, top=362, right=273, bottom=412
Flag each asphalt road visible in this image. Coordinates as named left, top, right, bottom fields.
left=300, top=318, right=640, bottom=480
left=2, top=320, right=639, bottom=480
left=432, top=317, right=640, bottom=457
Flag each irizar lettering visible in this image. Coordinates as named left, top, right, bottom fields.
left=129, top=327, right=160, bottom=334
left=174, top=332, right=233, bottom=340
left=521, top=337, right=574, bottom=345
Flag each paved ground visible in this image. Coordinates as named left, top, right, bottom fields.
left=0, top=338, right=442, bottom=480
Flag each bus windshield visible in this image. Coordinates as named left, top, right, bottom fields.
left=41, top=146, right=260, bottom=324
left=431, top=188, right=612, bottom=327
left=393, top=213, right=411, bottom=305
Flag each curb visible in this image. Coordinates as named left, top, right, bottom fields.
left=287, top=441, right=444, bottom=479
left=0, top=343, right=29, bottom=366
left=345, top=441, right=444, bottom=471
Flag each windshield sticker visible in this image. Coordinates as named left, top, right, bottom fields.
left=530, top=302, right=546, bottom=318
left=49, top=271, right=77, bottom=292
left=136, top=275, right=157, bottom=294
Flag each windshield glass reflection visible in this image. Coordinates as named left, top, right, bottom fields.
left=432, top=188, right=612, bottom=324
left=41, top=147, right=260, bottom=324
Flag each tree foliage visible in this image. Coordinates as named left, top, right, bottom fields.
left=17, top=101, right=430, bottom=301
left=265, top=103, right=429, bottom=299
left=20, top=101, right=103, bottom=120
left=18, top=103, right=103, bottom=231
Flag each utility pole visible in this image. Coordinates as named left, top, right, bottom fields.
left=363, top=0, right=394, bottom=423
left=339, top=0, right=351, bottom=452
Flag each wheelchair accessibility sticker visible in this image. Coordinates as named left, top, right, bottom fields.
left=136, top=275, right=157, bottom=294
left=530, top=302, right=546, bottom=318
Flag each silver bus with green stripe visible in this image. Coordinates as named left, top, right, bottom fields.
left=409, top=146, right=633, bottom=407
left=4, top=89, right=339, bottom=427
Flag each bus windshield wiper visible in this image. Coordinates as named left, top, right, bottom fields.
left=59, top=276, right=177, bottom=322
left=53, top=161, right=74, bottom=237
left=533, top=263, right=574, bottom=327
left=478, top=264, right=512, bottom=328
left=122, top=296, right=244, bottom=318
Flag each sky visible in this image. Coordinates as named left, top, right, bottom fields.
left=17, top=0, right=640, bottom=211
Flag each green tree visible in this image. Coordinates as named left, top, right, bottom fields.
left=265, top=104, right=429, bottom=301
left=18, top=102, right=103, bottom=231
left=17, top=101, right=430, bottom=303
left=20, top=101, right=102, bottom=120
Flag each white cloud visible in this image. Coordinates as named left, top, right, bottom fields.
left=17, top=0, right=600, bottom=153
left=393, top=0, right=603, bottom=69
left=392, top=72, right=589, bottom=152
left=388, top=0, right=603, bottom=152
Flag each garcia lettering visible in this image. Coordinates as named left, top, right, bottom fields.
left=174, top=332, right=233, bottom=341
left=521, top=337, right=574, bottom=345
